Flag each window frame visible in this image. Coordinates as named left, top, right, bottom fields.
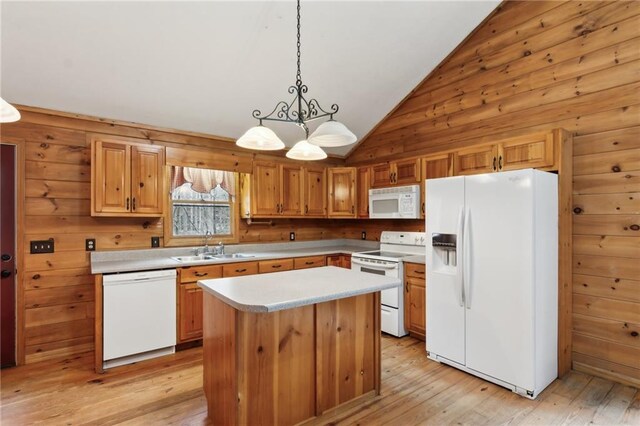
left=163, top=166, right=240, bottom=247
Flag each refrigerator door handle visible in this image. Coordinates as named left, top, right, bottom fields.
left=455, top=206, right=465, bottom=307
left=463, top=207, right=472, bottom=309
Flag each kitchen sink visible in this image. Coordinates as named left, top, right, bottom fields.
left=170, top=255, right=217, bottom=262
left=171, top=253, right=255, bottom=262
left=212, top=253, right=255, bottom=259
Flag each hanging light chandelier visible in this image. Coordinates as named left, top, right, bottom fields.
left=236, top=0, right=357, bottom=160
left=0, top=97, right=21, bottom=123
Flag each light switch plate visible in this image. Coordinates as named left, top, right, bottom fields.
left=30, top=239, right=54, bottom=254
left=151, top=237, right=160, bottom=248
left=289, top=232, right=295, bottom=241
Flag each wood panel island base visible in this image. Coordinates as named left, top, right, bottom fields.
left=198, top=266, right=400, bottom=425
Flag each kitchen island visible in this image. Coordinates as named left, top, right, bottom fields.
left=198, top=266, right=400, bottom=425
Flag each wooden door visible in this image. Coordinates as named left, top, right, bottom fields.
left=130, top=145, right=164, bottom=215
left=370, top=163, right=392, bottom=188
left=497, top=132, right=555, bottom=171
left=0, top=144, right=16, bottom=367
left=304, top=167, right=326, bottom=217
left=422, top=154, right=453, bottom=217
left=252, top=161, right=280, bottom=216
left=327, top=167, right=356, bottom=217
left=453, top=144, right=498, bottom=175
left=281, top=164, right=303, bottom=216
left=93, top=140, right=131, bottom=214
left=406, top=279, right=426, bottom=339
left=178, top=283, right=203, bottom=342
left=356, top=166, right=370, bottom=218
left=394, top=158, right=421, bottom=185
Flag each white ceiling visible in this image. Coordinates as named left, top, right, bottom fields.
left=1, top=1, right=498, bottom=157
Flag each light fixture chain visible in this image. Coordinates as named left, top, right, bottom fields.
left=296, top=0, right=301, bottom=88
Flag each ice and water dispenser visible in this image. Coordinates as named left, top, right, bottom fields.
left=431, top=233, right=458, bottom=271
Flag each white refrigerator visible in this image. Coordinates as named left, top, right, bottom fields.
left=425, top=168, right=558, bottom=399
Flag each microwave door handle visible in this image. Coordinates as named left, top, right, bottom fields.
left=456, top=206, right=464, bottom=307
left=351, top=258, right=398, bottom=269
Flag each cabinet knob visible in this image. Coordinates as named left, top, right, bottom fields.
left=498, top=156, right=503, bottom=170
left=492, top=157, right=497, bottom=171
left=126, top=197, right=130, bottom=210
left=194, top=272, right=208, bottom=277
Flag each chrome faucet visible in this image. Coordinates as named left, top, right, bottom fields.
left=202, top=231, right=213, bottom=254
left=216, top=241, right=225, bottom=255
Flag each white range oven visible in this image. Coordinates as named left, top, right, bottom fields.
left=351, top=231, right=426, bottom=337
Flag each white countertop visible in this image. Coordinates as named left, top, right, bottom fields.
left=403, top=255, right=426, bottom=264
left=91, top=239, right=378, bottom=274
left=198, top=266, right=401, bottom=313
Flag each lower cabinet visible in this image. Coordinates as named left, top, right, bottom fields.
left=326, top=254, right=351, bottom=269
left=404, top=262, right=426, bottom=341
left=177, top=257, right=329, bottom=343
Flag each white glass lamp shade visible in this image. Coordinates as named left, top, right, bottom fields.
left=308, top=120, right=357, bottom=147
left=286, top=140, right=327, bottom=161
left=0, top=97, right=21, bottom=123
left=236, top=125, right=285, bottom=151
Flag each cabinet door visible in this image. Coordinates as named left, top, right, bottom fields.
left=223, top=261, right=259, bottom=277
left=370, top=163, right=392, bottom=188
left=498, top=132, right=555, bottom=171
left=304, top=167, right=326, bottom=217
left=294, top=255, right=326, bottom=269
left=178, top=283, right=203, bottom=342
left=422, top=154, right=453, bottom=217
left=356, top=167, right=370, bottom=218
left=394, top=158, right=421, bottom=185
left=453, top=145, right=498, bottom=175
left=130, top=145, right=164, bottom=215
left=407, top=279, right=426, bottom=339
left=94, top=140, right=131, bottom=214
left=341, top=254, right=351, bottom=269
left=281, top=164, right=303, bottom=216
left=258, top=258, right=294, bottom=274
left=326, top=255, right=342, bottom=267
left=327, top=167, right=356, bottom=217
left=252, top=162, right=280, bottom=216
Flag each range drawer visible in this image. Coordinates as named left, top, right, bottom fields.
left=405, top=262, right=426, bottom=280
left=259, top=258, right=294, bottom=274
left=294, top=255, right=326, bottom=269
left=180, top=264, right=223, bottom=283
left=223, top=261, right=259, bottom=277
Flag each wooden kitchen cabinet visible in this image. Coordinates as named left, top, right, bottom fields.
left=177, top=264, right=223, bottom=343
left=371, top=159, right=421, bottom=188
left=498, top=131, right=555, bottom=171
left=294, top=255, right=326, bottom=269
left=326, top=254, right=351, bottom=269
left=258, top=258, right=294, bottom=274
left=453, top=144, right=498, bottom=176
left=223, top=261, right=260, bottom=277
left=251, top=161, right=283, bottom=216
left=357, top=166, right=371, bottom=218
left=281, top=164, right=303, bottom=216
left=404, top=262, right=426, bottom=341
left=92, top=137, right=164, bottom=217
left=421, top=153, right=454, bottom=217
left=327, top=167, right=357, bottom=218
left=304, top=166, right=327, bottom=217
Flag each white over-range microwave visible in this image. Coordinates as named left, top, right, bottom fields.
left=368, top=184, right=421, bottom=219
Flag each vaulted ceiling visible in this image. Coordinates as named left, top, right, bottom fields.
left=1, top=1, right=499, bottom=156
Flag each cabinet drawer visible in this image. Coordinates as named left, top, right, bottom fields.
left=180, top=264, right=223, bottom=283
left=259, top=258, right=294, bottom=274
left=294, top=255, right=326, bottom=270
left=405, top=263, right=426, bottom=280
left=223, top=261, right=259, bottom=277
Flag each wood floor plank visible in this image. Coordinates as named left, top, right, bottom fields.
left=0, top=336, right=638, bottom=425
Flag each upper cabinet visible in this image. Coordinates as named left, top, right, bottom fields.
left=248, top=161, right=324, bottom=218
left=304, top=166, right=327, bottom=217
left=371, top=159, right=421, bottom=188
left=327, top=167, right=357, bottom=218
left=453, top=131, right=556, bottom=175
left=91, top=137, right=164, bottom=217
left=356, top=166, right=370, bottom=218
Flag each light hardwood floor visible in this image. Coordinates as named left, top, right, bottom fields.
left=1, top=336, right=638, bottom=425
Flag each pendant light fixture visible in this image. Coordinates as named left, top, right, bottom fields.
left=236, top=0, right=356, bottom=159
left=0, top=97, right=21, bottom=123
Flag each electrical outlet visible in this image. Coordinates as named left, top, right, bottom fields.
left=30, top=239, right=54, bottom=254
left=86, top=239, right=96, bottom=251
left=289, top=232, right=295, bottom=241
left=151, top=236, right=160, bottom=248
left=361, top=231, right=367, bottom=240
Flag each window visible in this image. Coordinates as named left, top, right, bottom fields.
left=167, top=166, right=238, bottom=244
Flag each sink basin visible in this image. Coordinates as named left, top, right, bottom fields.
left=170, top=255, right=217, bottom=262
left=212, top=253, right=255, bottom=259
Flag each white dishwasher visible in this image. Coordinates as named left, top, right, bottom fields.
left=103, top=269, right=176, bottom=369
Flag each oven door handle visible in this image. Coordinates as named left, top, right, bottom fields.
left=351, top=258, right=398, bottom=269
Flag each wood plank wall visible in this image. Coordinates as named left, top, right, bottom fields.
left=0, top=111, right=346, bottom=364
left=346, top=1, right=640, bottom=386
